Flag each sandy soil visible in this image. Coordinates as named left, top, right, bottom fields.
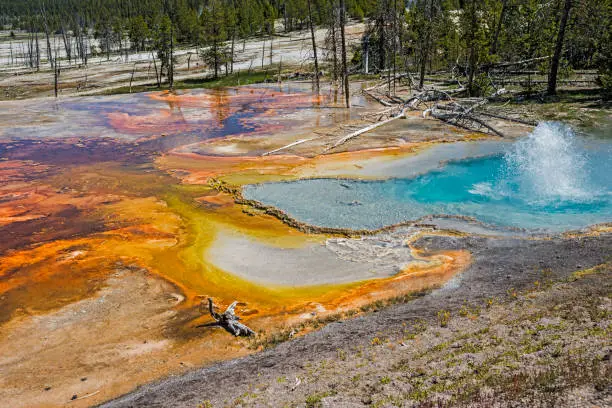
left=0, top=266, right=183, bottom=408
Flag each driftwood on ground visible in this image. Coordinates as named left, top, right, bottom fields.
left=326, top=69, right=536, bottom=153
left=428, top=103, right=506, bottom=138
left=198, top=298, right=255, bottom=337
left=261, top=137, right=316, bottom=156
left=325, top=107, right=406, bottom=152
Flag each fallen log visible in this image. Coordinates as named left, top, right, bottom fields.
left=476, top=110, right=537, bottom=126
left=198, top=298, right=255, bottom=337
left=324, top=107, right=406, bottom=152
left=360, top=106, right=398, bottom=121
left=363, top=73, right=409, bottom=93
left=405, top=88, right=460, bottom=109
left=481, top=55, right=551, bottom=70
left=430, top=108, right=506, bottom=138
left=261, top=137, right=315, bottom=156
left=363, top=88, right=394, bottom=106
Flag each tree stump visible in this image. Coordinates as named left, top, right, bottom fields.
left=198, top=298, right=255, bottom=337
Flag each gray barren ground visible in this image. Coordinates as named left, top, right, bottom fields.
left=99, top=232, right=611, bottom=408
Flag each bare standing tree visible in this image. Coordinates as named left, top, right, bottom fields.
left=547, top=0, right=572, bottom=96
left=325, top=7, right=340, bottom=82
left=465, top=0, right=478, bottom=96
left=40, top=3, right=60, bottom=97
left=307, top=0, right=320, bottom=93
left=169, top=24, right=174, bottom=89
left=40, top=3, right=54, bottom=70
left=60, top=21, right=72, bottom=65
left=490, top=0, right=507, bottom=56
left=339, top=0, right=350, bottom=107
left=419, top=0, right=434, bottom=89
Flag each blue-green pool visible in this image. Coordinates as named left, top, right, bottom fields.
left=244, top=123, right=612, bottom=232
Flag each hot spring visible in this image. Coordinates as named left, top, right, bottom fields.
left=243, top=122, right=612, bottom=232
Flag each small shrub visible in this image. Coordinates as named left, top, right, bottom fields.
left=597, top=70, right=612, bottom=100
left=371, top=337, right=383, bottom=346
left=437, top=310, right=451, bottom=327
left=485, top=297, right=497, bottom=308
left=305, top=391, right=331, bottom=408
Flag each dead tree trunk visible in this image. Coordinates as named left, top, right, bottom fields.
left=261, top=38, right=265, bottom=69
left=129, top=62, right=137, bottom=93
left=41, top=5, right=54, bottom=70
left=61, top=25, right=72, bottom=65
left=330, top=14, right=339, bottom=81
left=307, top=0, right=320, bottom=93
left=490, top=0, right=507, bottom=56
left=35, top=32, right=40, bottom=70
left=339, top=0, right=350, bottom=108
left=419, top=0, right=433, bottom=89
left=230, top=31, right=236, bottom=73
left=466, top=0, right=478, bottom=96
left=54, top=63, right=60, bottom=98
left=152, top=52, right=161, bottom=87
left=199, top=298, right=255, bottom=337
left=392, top=0, right=398, bottom=95
left=169, top=25, right=174, bottom=90
left=363, top=34, right=369, bottom=74
left=547, top=0, right=572, bottom=96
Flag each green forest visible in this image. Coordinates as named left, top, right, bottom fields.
left=0, top=0, right=610, bottom=97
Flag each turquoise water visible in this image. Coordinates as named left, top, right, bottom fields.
left=244, top=123, right=612, bottom=232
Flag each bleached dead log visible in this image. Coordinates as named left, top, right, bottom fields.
left=405, top=88, right=460, bottom=110
left=324, top=107, right=406, bottom=152
left=363, top=73, right=408, bottom=93
left=360, top=106, right=400, bottom=122
left=486, top=55, right=550, bottom=69
left=476, top=111, right=537, bottom=126
left=262, top=138, right=316, bottom=156
left=363, top=88, right=393, bottom=106
left=199, top=298, right=255, bottom=337
left=430, top=104, right=506, bottom=138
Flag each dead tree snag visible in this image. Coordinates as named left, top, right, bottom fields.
left=199, top=298, right=255, bottom=337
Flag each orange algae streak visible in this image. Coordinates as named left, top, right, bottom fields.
left=332, top=250, right=470, bottom=311
left=158, top=152, right=307, bottom=183
left=196, top=192, right=235, bottom=207
left=107, top=110, right=197, bottom=135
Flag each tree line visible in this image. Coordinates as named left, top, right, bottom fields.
left=357, top=0, right=610, bottom=97
left=0, top=0, right=609, bottom=99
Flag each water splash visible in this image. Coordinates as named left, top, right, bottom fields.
left=503, top=122, right=592, bottom=204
